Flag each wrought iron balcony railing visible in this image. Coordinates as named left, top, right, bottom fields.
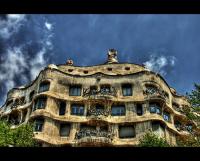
left=144, top=87, right=169, bottom=103
left=83, top=87, right=117, bottom=98
left=75, top=128, right=114, bottom=140
left=87, top=107, right=110, bottom=117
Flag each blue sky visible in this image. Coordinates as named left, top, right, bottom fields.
left=0, top=14, right=200, bottom=106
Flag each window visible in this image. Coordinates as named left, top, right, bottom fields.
left=152, top=121, right=165, bottom=131
left=122, top=84, right=132, bottom=96
left=186, top=124, right=193, bottom=132
left=119, top=126, right=135, bottom=138
left=107, top=67, right=112, bottom=71
left=83, top=70, right=88, bottom=74
left=59, top=101, right=66, bottom=116
left=125, top=67, right=130, bottom=70
left=90, top=86, right=97, bottom=95
left=38, top=81, right=50, bottom=93
left=60, top=123, right=70, bottom=136
left=100, top=85, right=111, bottom=94
left=6, top=100, right=13, bottom=107
left=174, top=121, right=181, bottom=131
left=33, top=97, right=47, bottom=111
left=111, top=105, right=125, bottom=116
left=29, top=91, right=35, bottom=102
left=95, top=104, right=104, bottom=112
left=71, top=104, right=84, bottom=116
left=149, top=103, right=161, bottom=114
left=68, top=69, right=73, bottom=72
left=34, top=118, right=44, bottom=132
left=69, top=85, right=81, bottom=96
left=163, top=111, right=170, bottom=122
left=136, top=104, right=143, bottom=116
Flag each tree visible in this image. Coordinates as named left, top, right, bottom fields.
left=178, top=83, right=200, bottom=147
left=138, top=132, right=170, bottom=147
left=0, top=119, right=38, bottom=147
left=186, top=83, right=200, bottom=111
left=0, top=120, right=13, bottom=146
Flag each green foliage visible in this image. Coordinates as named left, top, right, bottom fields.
left=176, top=135, right=200, bottom=147
left=186, top=83, right=200, bottom=110
left=0, top=120, right=13, bottom=146
left=0, top=119, right=38, bottom=147
left=138, top=132, right=170, bottom=147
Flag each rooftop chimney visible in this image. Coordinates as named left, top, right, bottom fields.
left=66, top=59, right=73, bottom=66
left=107, top=49, right=118, bottom=64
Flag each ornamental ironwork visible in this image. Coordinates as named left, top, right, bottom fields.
left=87, top=107, right=110, bottom=117
left=83, top=86, right=117, bottom=98
left=144, top=86, right=169, bottom=101
left=75, top=128, right=114, bottom=140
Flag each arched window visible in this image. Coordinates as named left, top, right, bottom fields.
left=38, top=81, right=50, bottom=93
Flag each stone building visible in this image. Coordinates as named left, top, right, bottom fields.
left=0, top=49, right=196, bottom=147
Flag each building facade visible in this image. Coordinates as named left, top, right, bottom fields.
left=0, top=49, right=196, bottom=147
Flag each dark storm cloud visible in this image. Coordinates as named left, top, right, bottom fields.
left=0, top=14, right=200, bottom=107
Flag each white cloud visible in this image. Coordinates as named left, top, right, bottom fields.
left=0, top=14, right=26, bottom=39
left=45, top=21, right=52, bottom=31
left=0, top=16, right=55, bottom=107
left=144, top=55, right=176, bottom=76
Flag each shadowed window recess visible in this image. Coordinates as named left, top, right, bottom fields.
left=34, top=118, right=44, bottom=132
left=122, top=84, right=132, bottom=96
left=38, top=81, right=50, bottom=93
left=60, top=123, right=71, bottom=137
left=59, top=101, right=66, bottom=116
left=33, top=97, right=47, bottom=111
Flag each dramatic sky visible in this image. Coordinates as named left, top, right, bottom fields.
left=0, top=14, right=200, bottom=106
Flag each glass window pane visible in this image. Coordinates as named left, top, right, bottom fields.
left=119, top=126, right=135, bottom=138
